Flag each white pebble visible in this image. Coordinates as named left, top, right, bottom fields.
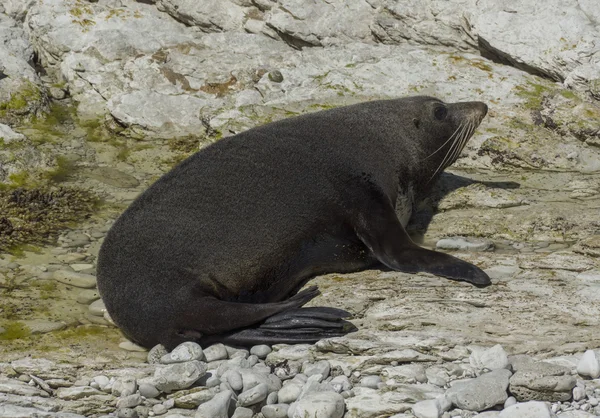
left=160, top=342, right=204, bottom=364
left=359, top=375, right=381, bottom=389
left=196, top=389, right=232, bottom=418
left=504, top=396, right=517, bottom=408
left=261, top=403, right=289, bottom=418
left=573, top=386, right=587, bottom=401
left=577, top=350, right=600, bottom=379
left=203, top=344, right=229, bottom=362
left=250, top=345, right=272, bottom=359
left=237, top=382, right=268, bottom=406
left=498, top=401, right=552, bottom=418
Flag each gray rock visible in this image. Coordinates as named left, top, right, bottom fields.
left=161, top=342, right=204, bottom=364
left=117, top=394, right=143, bottom=409
left=278, top=381, right=303, bottom=403
left=195, top=389, right=233, bottom=418
left=250, top=345, right=272, bottom=359
left=470, top=345, right=510, bottom=371
left=504, top=396, right=517, bottom=408
left=426, top=366, right=450, bottom=387
left=577, top=350, right=600, bottom=379
left=261, top=403, right=288, bottom=418
left=223, top=370, right=243, bottom=392
left=237, top=382, right=268, bottom=407
left=56, top=385, right=104, bottom=400
left=359, top=375, right=382, bottom=389
left=330, top=375, right=352, bottom=393
left=290, top=391, right=345, bottom=418
left=231, top=407, right=253, bottom=418
left=170, top=387, right=220, bottom=409
left=148, top=345, right=169, bottom=364
left=509, top=356, right=576, bottom=402
left=382, top=364, right=428, bottom=384
left=203, top=344, right=229, bottom=362
left=0, top=378, right=50, bottom=397
left=153, top=361, right=207, bottom=393
left=303, top=360, right=331, bottom=380
left=53, top=270, right=97, bottom=288
left=436, top=237, right=494, bottom=251
left=76, top=289, right=101, bottom=304
left=498, top=401, right=552, bottom=418
left=112, top=377, right=137, bottom=397
left=412, top=397, right=451, bottom=418
left=446, top=369, right=512, bottom=411
left=138, top=382, right=160, bottom=398
left=266, top=391, right=278, bottom=404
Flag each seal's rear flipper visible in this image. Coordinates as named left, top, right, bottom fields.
left=216, top=307, right=357, bottom=346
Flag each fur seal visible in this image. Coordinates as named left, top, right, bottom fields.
left=97, top=96, right=490, bottom=349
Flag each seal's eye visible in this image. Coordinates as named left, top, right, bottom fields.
left=434, top=106, right=447, bottom=121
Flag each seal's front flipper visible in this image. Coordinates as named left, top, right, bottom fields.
left=216, top=307, right=357, bottom=346
left=353, top=188, right=491, bottom=287
left=379, top=247, right=491, bottom=287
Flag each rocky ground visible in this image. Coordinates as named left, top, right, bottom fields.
left=1, top=0, right=600, bottom=417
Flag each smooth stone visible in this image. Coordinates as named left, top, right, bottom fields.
left=577, top=350, right=600, bottom=379
left=498, top=401, right=552, bottom=418
left=154, top=361, right=207, bottom=393
left=203, top=344, right=229, bottom=362
left=359, top=375, right=382, bottom=389
left=250, top=345, right=272, bottom=359
left=412, top=398, right=447, bottom=418
left=303, top=360, right=331, bottom=380
left=262, top=403, right=289, bottom=418
left=231, top=407, right=254, bottom=418
left=195, top=389, right=232, bottom=418
left=436, top=236, right=493, bottom=251
left=290, top=391, right=345, bottom=418
left=148, top=345, right=169, bottom=364
left=70, top=263, right=94, bottom=272
left=56, top=386, right=104, bottom=400
left=573, top=386, right=586, bottom=401
left=170, top=387, right=219, bottom=408
left=88, top=299, right=107, bottom=316
left=76, top=289, right=101, bottom=304
left=237, top=382, right=269, bottom=406
left=116, top=408, right=138, bottom=418
left=224, top=370, right=243, bottom=392
left=21, top=319, right=66, bottom=334
left=278, top=381, right=303, bottom=403
left=504, top=396, right=517, bottom=408
left=382, top=364, right=428, bottom=384
left=117, top=394, right=143, bottom=409
left=53, top=270, right=97, bottom=288
left=267, top=391, right=278, bottom=404
left=161, top=342, right=204, bottom=364
left=119, top=341, right=147, bottom=352
left=330, top=376, right=352, bottom=393
left=152, top=403, right=168, bottom=415
left=470, top=345, right=510, bottom=371
left=446, top=369, right=511, bottom=411
left=112, top=377, right=137, bottom=397
left=138, top=382, right=160, bottom=398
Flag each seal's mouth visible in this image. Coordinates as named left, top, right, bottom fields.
left=425, top=101, right=488, bottom=182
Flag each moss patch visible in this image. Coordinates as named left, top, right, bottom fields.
left=0, top=187, right=99, bottom=254
left=0, top=322, right=31, bottom=340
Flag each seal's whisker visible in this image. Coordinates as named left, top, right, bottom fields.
left=421, top=123, right=463, bottom=161
left=428, top=122, right=469, bottom=182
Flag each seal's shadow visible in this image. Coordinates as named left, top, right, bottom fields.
left=406, top=172, right=520, bottom=243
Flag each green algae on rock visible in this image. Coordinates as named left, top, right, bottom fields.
left=0, top=187, right=99, bottom=254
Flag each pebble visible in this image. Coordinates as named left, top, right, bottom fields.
left=278, top=381, right=303, bottom=403
left=116, top=394, right=142, bottom=409
left=470, top=345, right=510, bottom=371
left=262, top=403, right=289, bottom=418
left=577, top=350, right=600, bottom=379
left=56, top=386, right=104, bottom=400
left=266, top=391, right=278, bottom=404
left=290, top=391, right=345, bottom=418
left=148, top=344, right=169, bottom=364
left=412, top=398, right=445, bottom=418
left=436, top=237, right=493, bottom=251
left=250, top=344, right=272, bottom=359
left=231, top=407, right=254, bottom=418
left=160, top=342, right=204, bottom=364
left=195, top=389, right=232, bottom=418
left=153, top=361, right=207, bottom=392
left=88, top=299, right=107, bottom=316
left=138, top=382, right=160, bottom=398
left=116, top=408, right=138, bottom=418
left=112, top=377, right=137, bottom=397
left=498, top=401, right=552, bottom=417
left=446, top=369, right=511, bottom=411
left=70, top=263, right=94, bottom=272
left=53, top=270, right=97, bottom=288
left=224, top=370, right=243, bottom=391
left=303, top=360, right=331, bottom=379
left=237, top=382, right=269, bottom=406
left=203, top=344, right=229, bottom=362
left=504, top=396, right=517, bottom=408
left=119, top=341, right=147, bottom=352
left=76, top=289, right=100, bottom=304
left=359, top=375, right=382, bottom=389
left=22, top=319, right=67, bottom=334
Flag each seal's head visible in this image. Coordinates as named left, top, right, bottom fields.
left=414, top=97, right=487, bottom=178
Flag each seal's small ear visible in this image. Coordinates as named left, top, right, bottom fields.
left=413, top=118, right=420, bottom=129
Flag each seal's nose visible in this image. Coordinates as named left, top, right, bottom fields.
left=475, top=102, right=488, bottom=117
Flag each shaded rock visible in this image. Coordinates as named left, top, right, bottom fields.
left=153, top=361, right=207, bottom=393
left=577, top=350, right=600, bottom=379
left=509, top=356, right=576, bottom=402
